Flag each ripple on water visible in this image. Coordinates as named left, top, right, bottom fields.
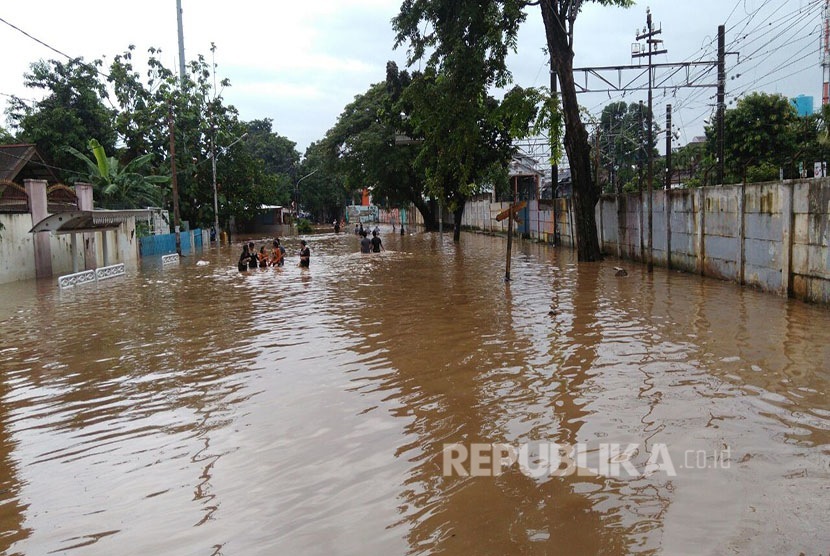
left=0, top=232, right=827, bottom=554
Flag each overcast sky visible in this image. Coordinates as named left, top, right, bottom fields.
left=0, top=0, right=822, bottom=158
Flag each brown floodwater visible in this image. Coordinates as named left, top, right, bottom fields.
left=0, top=230, right=827, bottom=555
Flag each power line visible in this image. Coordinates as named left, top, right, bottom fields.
left=0, top=147, right=85, bottom=178
left=0, top=15, right=111, bottom=80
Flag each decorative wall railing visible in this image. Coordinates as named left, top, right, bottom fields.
left=95, top=263, right=126, bottom=281
left=59, top=263, right=126, bottom=289
left=58, top=270, right=97, bottom=289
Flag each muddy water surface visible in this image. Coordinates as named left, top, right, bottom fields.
left=0, top=231, right=827, bottom=555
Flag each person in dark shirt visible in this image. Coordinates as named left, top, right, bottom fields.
left=360, top=231, right=371, bottom=253
left=299, top=240, right=310, bottom=267
left=247, top=242, right=257, bottom=269
left=238, top=244, right=253, bottom=272
left=371, top=230, right=384, bottom=253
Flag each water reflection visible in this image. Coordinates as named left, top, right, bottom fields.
left=0, top=230, right=826, bottom=554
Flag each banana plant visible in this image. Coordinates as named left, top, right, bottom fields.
left=66, top=139, right=169, bottom=209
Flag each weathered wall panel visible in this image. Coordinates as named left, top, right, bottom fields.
left=459, top=178, right=830, bottom=303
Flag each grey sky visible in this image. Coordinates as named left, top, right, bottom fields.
left=0, top=0, right=822, bottom=157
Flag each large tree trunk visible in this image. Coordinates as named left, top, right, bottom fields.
left=540, top=3, right=602, bottom=262
left=452, top=200, right=465, bottom=242
left=413, top=197, right=439, bottom=231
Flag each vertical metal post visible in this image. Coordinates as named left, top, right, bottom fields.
left=646, top=10, right=654, bottom=274
left=211, top=134, right=219, bottom=244
left=633, top=8, right=666, bottom=273
left=665, top=104, right=672, bottom=190
left=176, top=0, right=186, bottom=86
left=550, top=63, right=559, bottom=245
left=666, top=107, right=673, bottom=270
left=168, top=102, right=182, bottom=256
left=717, top=25, right=726, bottom=185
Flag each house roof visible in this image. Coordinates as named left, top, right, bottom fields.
left=0, top=144, right=60, bottom=184
left=509, top=154, right=543, bottom=177
left=30, top=209, right=157, bottom=234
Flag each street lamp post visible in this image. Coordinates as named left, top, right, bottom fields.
left=211, top=135, right=218, bottom=242
left=212, top=132, right=247, bottom=244
left=294, top=168, right=319, bottom=220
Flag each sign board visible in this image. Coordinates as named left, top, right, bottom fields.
left=495, top=201, right=527, bottom=222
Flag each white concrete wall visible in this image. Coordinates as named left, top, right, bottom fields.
left=0, top=215, right=140, bottom=284
left=462, top=178, right=830, bottom=304
left=0, top=214, right=38, bottom=283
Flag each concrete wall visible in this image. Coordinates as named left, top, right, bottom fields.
left=0, top=213, right=139, bottom=285
left=462, top=178, right=830, bottom=304
left=461, top=199, right=578, bottom=247
left=792, top=181, right=830, bottom=303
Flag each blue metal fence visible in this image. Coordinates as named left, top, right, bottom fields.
left=140, top=229, right=203, bottom=257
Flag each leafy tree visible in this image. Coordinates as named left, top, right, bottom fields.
left=596, top=101, right=658, bottom=193
left=538, top=0, right=634, bottom=260
left=394, top=1, right=540, bottom=242
left=6, top=58, right=117, bottom=181
left=242, top=118, right=298, bottom=208
left=789, top=109, right=830, bottom=178
left=245, top=118, right=300, bottom=177
left=321, top=64, right=438, bottom=229
left=706, top=92, right=797, bottom=184
left=403, top=69, right=538, bottom=240
left=298, top=141, right=349, bottom=222
left=66, top=138, right=168, bottom=208
left=107, top=46, right=278, bottom=229
left=394, top=0, right=631, bottom=255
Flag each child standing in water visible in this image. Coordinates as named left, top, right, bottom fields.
left=299, top=240, right=310, bottom=268
left=371, top=230, right=384, bottom=252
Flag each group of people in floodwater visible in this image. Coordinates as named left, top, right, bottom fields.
left=359, top=227, right=384, bottom=253
left=354, top=222, right=401, bottom=253
left=238, top=224, right=393, bottom=273
left=238, top=238, right=309, bottom=272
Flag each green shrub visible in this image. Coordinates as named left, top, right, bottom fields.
left=297, top=219, right=313, bottom=234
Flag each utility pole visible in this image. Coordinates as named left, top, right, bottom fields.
left=665, top=104, right=672, bottom=189
left=716, top=24, right=726, bottom=186
left=211, top=131, right=218, bottom=243
left=168, top=103, right=182, bottom=256
left=594, top=126, right=601, bottom=189
left=550, top=61, right=559, bottom=245
left=822, top=0, right=830, bottom=105
left=176, top=0, right=186, bottom=86
left=638, top=100, right=645, bottom=260
left=633, top=8, right=666, bottom=274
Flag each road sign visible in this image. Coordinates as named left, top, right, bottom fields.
left=495, top=201, right=526, bottom=222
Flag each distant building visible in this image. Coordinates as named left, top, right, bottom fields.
left=791, top=95, right=814, bottom=117
left=250, top=205, right=291, bottom=235
left=507, top=154, right=542, bottom=202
